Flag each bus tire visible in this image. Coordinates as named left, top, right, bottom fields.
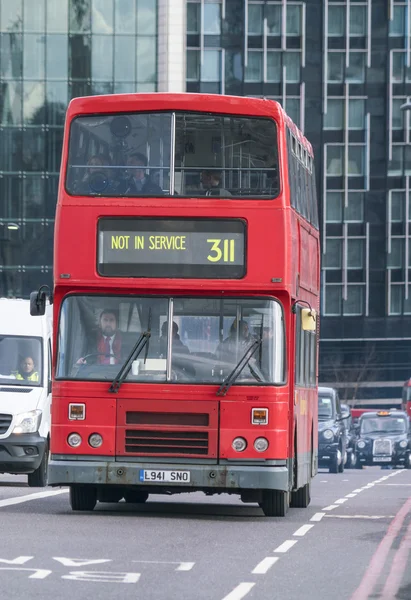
left=28, top=442, right=49, bottom=488
left=124, top=490, right=149, bottom=504
left=290, top=482, right=311, bottom=508
left=69, top=485, right=97, bottom=511
left=259, top=490, right=289, bottom=517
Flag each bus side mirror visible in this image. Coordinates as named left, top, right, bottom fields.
left=301, top=308, right=316, bottom=331
left=30, top=285, right=53, bottom=316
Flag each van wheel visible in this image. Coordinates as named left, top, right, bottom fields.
left=290, top=482, right=311, bottom=508
left=124, top=490, right=149, bottom=504
left=69, top=485, right=97, bottom=511
left=28, top=443, right=49, bottom=487
left=259, top=490, right=289, bottom=517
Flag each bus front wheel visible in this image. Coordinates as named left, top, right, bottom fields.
left=259, top=490, right=289, bottom=517
left=69, top=485, right=97, bottom=511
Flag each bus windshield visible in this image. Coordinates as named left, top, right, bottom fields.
left=56, top=296, right=285, bottom=385
left=66, top=112, right=279, bottom=199
left=0, top=336, right=43, bottom=387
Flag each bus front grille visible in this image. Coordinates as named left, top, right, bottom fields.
left=0, top=414, right=12, bottom=435
left=373, top=439, right=392, bottom=455
left=125, top=429, right=209, bottom=455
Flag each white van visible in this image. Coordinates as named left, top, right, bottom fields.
left=0, top=298, right=52, bottom=486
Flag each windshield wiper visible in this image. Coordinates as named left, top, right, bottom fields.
left=216, top=340, right=262, bottom=397
left=109, top=309, right=152, bottom=393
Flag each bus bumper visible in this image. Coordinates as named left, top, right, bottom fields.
left=48, top=459, right=289, bottom=491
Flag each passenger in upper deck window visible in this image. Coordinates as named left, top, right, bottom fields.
left=73, top=154, right=115, bottom=195
left=119, top=152, right=163, bottom=196
left=200, top=170, right=232, bottom=197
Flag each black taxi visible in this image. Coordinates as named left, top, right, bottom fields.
left=355, top=410, right=411, bottom=468
left=318, top=387, right=347, bottom=473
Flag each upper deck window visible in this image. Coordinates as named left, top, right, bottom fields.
left=66, top=111, right=279, bottom=199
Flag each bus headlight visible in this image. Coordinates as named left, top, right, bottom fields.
left=89, top=433, right=103, bottom=448
left=357, top=440, right=366, bottom=449
left=232, top=437, right=247, bottom=452
left=399, top=440, right=408, bottom=449
left=12, top=410, right=42, bottom=434
left=254, top=437, right=269, bottom=452
left=67, top=433, right=82, bottom=448
left=322, top=429, right=334, bottom=440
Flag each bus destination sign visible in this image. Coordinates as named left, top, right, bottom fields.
left=98, top=218, right=246, bottom=278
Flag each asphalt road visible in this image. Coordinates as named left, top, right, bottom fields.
left=1, top=467, right=410, bottom=600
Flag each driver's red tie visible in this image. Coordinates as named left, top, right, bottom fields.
left=103, top=337, right=111, bottom=364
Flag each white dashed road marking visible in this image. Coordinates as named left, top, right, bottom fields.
left=293, top=524, right=314, bottom=537
left=221, top=582, right=255, bottom=600
left=0, top=489, right=68, bottom=509
left=311, top=512, right=325, bottom=522
left=274, top=540, right=298, bottom=553
left=251, top=557, right=279, bottom=574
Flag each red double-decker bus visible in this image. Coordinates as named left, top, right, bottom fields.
left=31, top=93, right=320, bottom=517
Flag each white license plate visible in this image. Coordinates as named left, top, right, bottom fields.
left=373, top=456, right=391, bottom=462
left=139, top=469, right=191, bottom=483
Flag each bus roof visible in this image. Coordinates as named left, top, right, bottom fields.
left=66, top=92, right=313, bottom=156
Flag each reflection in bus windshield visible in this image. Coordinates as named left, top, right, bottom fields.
left=56, top=296, right=285, bottom=385
left=66, top=112, right=279, bottom=199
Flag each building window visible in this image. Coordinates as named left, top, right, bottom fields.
left=267, top=51, right=281, bottom=82
left=348, top=239, right=364, bottom=269
left=187, top=2, right=200, bottom=34
left=204, top=3, right=221, bottom=35
left=328, top=52, right=344, bottom=82
left=349, top=5, right=366, bottom=36
left=346, top=192, right=364, bottom=222
left=348, top=146, right=364, bottom=176
left=349, top=99, right=365, bottom=129
left=266, top=4, right=281, bottom=35
left=202, top=49, right=220, bottom=81
left=328, top=5, right=345, bottom=36
left=389, top=6, right=406, bottom=36
left=326, top=145, right=343, bottom=176
left=248, top=3, right=263, bottom=35
left=186, top=49, right=199, bottom=80
left=323, top=238, right=342, bottom=269
left=324, top=285, right=342, bottom=316
left=286, top=5, right=301, bottom=36
left=343, top=286, right=363, bottom=316
left=390, top=191, right=405, bottom=222
left=324, top=98, right=344, bottom=129
left=390, top=285, right=402, bottom=315
left=285, top=97, right=300, bottom=128
left=326, top=191, right=343, bottom=222
left=388, top=145, right=403, bottom=176
left=245, top=51, right=262, bottom=82
left=388, top=238, right=403, bottom=268
left=346, top=52, right=366, bottom=83
left=284, top=52, right=300, bottom=82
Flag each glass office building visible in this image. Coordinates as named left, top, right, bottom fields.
left=186, top=0, right=411, bottom=405
left=0, top=0, right=157, bottom=296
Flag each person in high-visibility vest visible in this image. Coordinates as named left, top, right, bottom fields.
left=14, top=356, right=39, bottom=382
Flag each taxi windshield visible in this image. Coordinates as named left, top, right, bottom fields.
left=360, top=416, right=407, bottom=435
left=318, top=395, right=334, bottom=420
left=0, top=335, right=43, bottom=387
left=56, top=295, right=286, bottom=386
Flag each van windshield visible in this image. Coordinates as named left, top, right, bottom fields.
left=0, top=336, right=43, bottom=387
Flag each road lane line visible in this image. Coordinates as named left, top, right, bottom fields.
left=352, top=489, right=363, bottom=493
left=176, top=563, right=195, bottom=571
left=345, top=493, right=357, bottom=498
left=221, top=583, right=255, bottom=600
left=293, top=524, right=314, bottom=537
left=322, top=504, right=338, bottom=511
left=378, top=483, right=411, bottom=486
left=252, top=557, right=279, bottom=574
left=311, top=512, right=325, bottom=522
left=350, top=496, right=411, bottom=600
left=380, top=518, right=411, bottom=599
left=334, top=499, right=348, bottom=504
left=325, top=515, right=395, bottom=520
left=0, top=489, right=67, bottom=508
left=274, top=540, right=297, bottom=553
